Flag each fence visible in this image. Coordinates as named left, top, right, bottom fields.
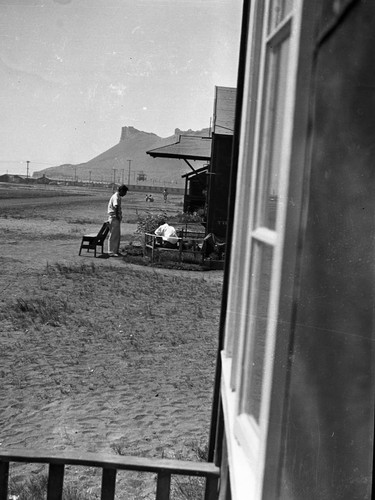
left=0, top=449, right=220, bottom=500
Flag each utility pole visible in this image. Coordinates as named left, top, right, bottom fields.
left=113, top=168, right=117, bottom=187
left=121, top=169, right=125, bottom=184
left=26, top=160, right=30, bottom=182
left=127, top=159, right=131, bottom=185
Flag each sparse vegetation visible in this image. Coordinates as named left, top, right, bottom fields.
left=48, top=261, right=98, bottom=276
left=175, top=212, right=203, bottom=224
left=162, top=440, right=209, bottom=500
left=0, top=187, right=223, bottom=499
left=6, top=296, right=72, bottom=326
left=9, top=474, right=93, bottom=500
left=67, top=218, right=94, bottom=225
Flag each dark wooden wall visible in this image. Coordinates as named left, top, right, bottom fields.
left=280, top=2, right=374, bottom=498
left=186, top=172, right=207, bottom=214
left=207, top=135, right=232, bottom=237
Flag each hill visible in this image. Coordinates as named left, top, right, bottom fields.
left=33, top=126, right=210, bottom=187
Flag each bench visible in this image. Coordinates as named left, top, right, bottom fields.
left=79, top=222, right=109, bottom=258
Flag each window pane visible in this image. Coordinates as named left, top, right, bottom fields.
left=240, top=243, right=273, bottom=422
left=255, top=36, right=290, bottom=230
left=268, top=0, right=294, bottom=32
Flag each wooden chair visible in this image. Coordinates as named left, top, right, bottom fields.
left=79, top=222, right=109, bottom=257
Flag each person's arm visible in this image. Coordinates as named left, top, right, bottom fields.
left=115, top=194, right=122, bottom=220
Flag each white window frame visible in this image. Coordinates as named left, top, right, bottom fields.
left=233, top=5, right=297, bottom=464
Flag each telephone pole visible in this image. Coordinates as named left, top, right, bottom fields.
left=127, top=159, right=131, bottom=185
left=26, top=160, right=30, bottom=181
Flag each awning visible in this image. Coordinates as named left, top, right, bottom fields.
left=146, top=135, right=212, bottom=161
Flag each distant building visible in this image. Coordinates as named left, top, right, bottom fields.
left=35, top=174, right=51, bottom=185
left=146, top=134, right=211, bottom=219
left=0, top=174, right=27, bottom=183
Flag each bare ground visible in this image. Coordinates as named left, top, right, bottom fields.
left=0, top=185, right=223, bottom=499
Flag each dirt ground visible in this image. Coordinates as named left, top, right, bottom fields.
left=0, top=184, right=223, bottom=499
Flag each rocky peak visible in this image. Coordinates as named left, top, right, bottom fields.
left=120, top=126, right=142, bottom=141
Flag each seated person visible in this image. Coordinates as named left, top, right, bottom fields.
left=154, top=222, right=179, bottom=248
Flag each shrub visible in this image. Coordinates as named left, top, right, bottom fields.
left=135, top=210, right=203, bottom=235
left=135, top=211, right=168, bottom=234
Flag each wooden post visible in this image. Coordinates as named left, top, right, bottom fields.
left=204, top=476, right=219, bottom=500
left=47, top=463, right=64, bottom=500
left=101, top=468, right=117, bottom=500
left=156, top=471, right=171, bottom=500
left=0, top=462, right=9, bottom=500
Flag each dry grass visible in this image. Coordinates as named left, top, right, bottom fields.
left=0, top=185, right=223, bottom=499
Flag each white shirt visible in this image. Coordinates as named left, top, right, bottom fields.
left=154, top=223, right=179, bottom=244
left=107, top=192, right=122, bottom=220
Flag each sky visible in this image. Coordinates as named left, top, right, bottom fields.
left=0, top=0, right=242, bottom=175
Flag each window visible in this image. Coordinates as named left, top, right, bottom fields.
left=221, top=1, right=306, bottom=498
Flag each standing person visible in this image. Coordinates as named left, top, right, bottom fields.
left=163, top=188, right=168, bottom=203
left=107, top=184, right=128, bottom=256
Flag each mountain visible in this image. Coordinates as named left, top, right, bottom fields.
left=33, top=126, right=210, bottom=187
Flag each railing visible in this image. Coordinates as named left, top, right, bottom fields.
left=144, top=232, right=205, bottom=264
left=0, top=449, right=220, bottom=500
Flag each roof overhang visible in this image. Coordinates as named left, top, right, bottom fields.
left=146, top=135, right=212, bottom=161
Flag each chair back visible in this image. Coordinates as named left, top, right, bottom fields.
left=97, top=222, right=110, bottom=243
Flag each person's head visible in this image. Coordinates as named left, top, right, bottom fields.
left=118, top=184, right=128, bottom=197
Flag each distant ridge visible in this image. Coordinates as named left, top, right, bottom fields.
left=33, top=126, right=210, bottom=186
